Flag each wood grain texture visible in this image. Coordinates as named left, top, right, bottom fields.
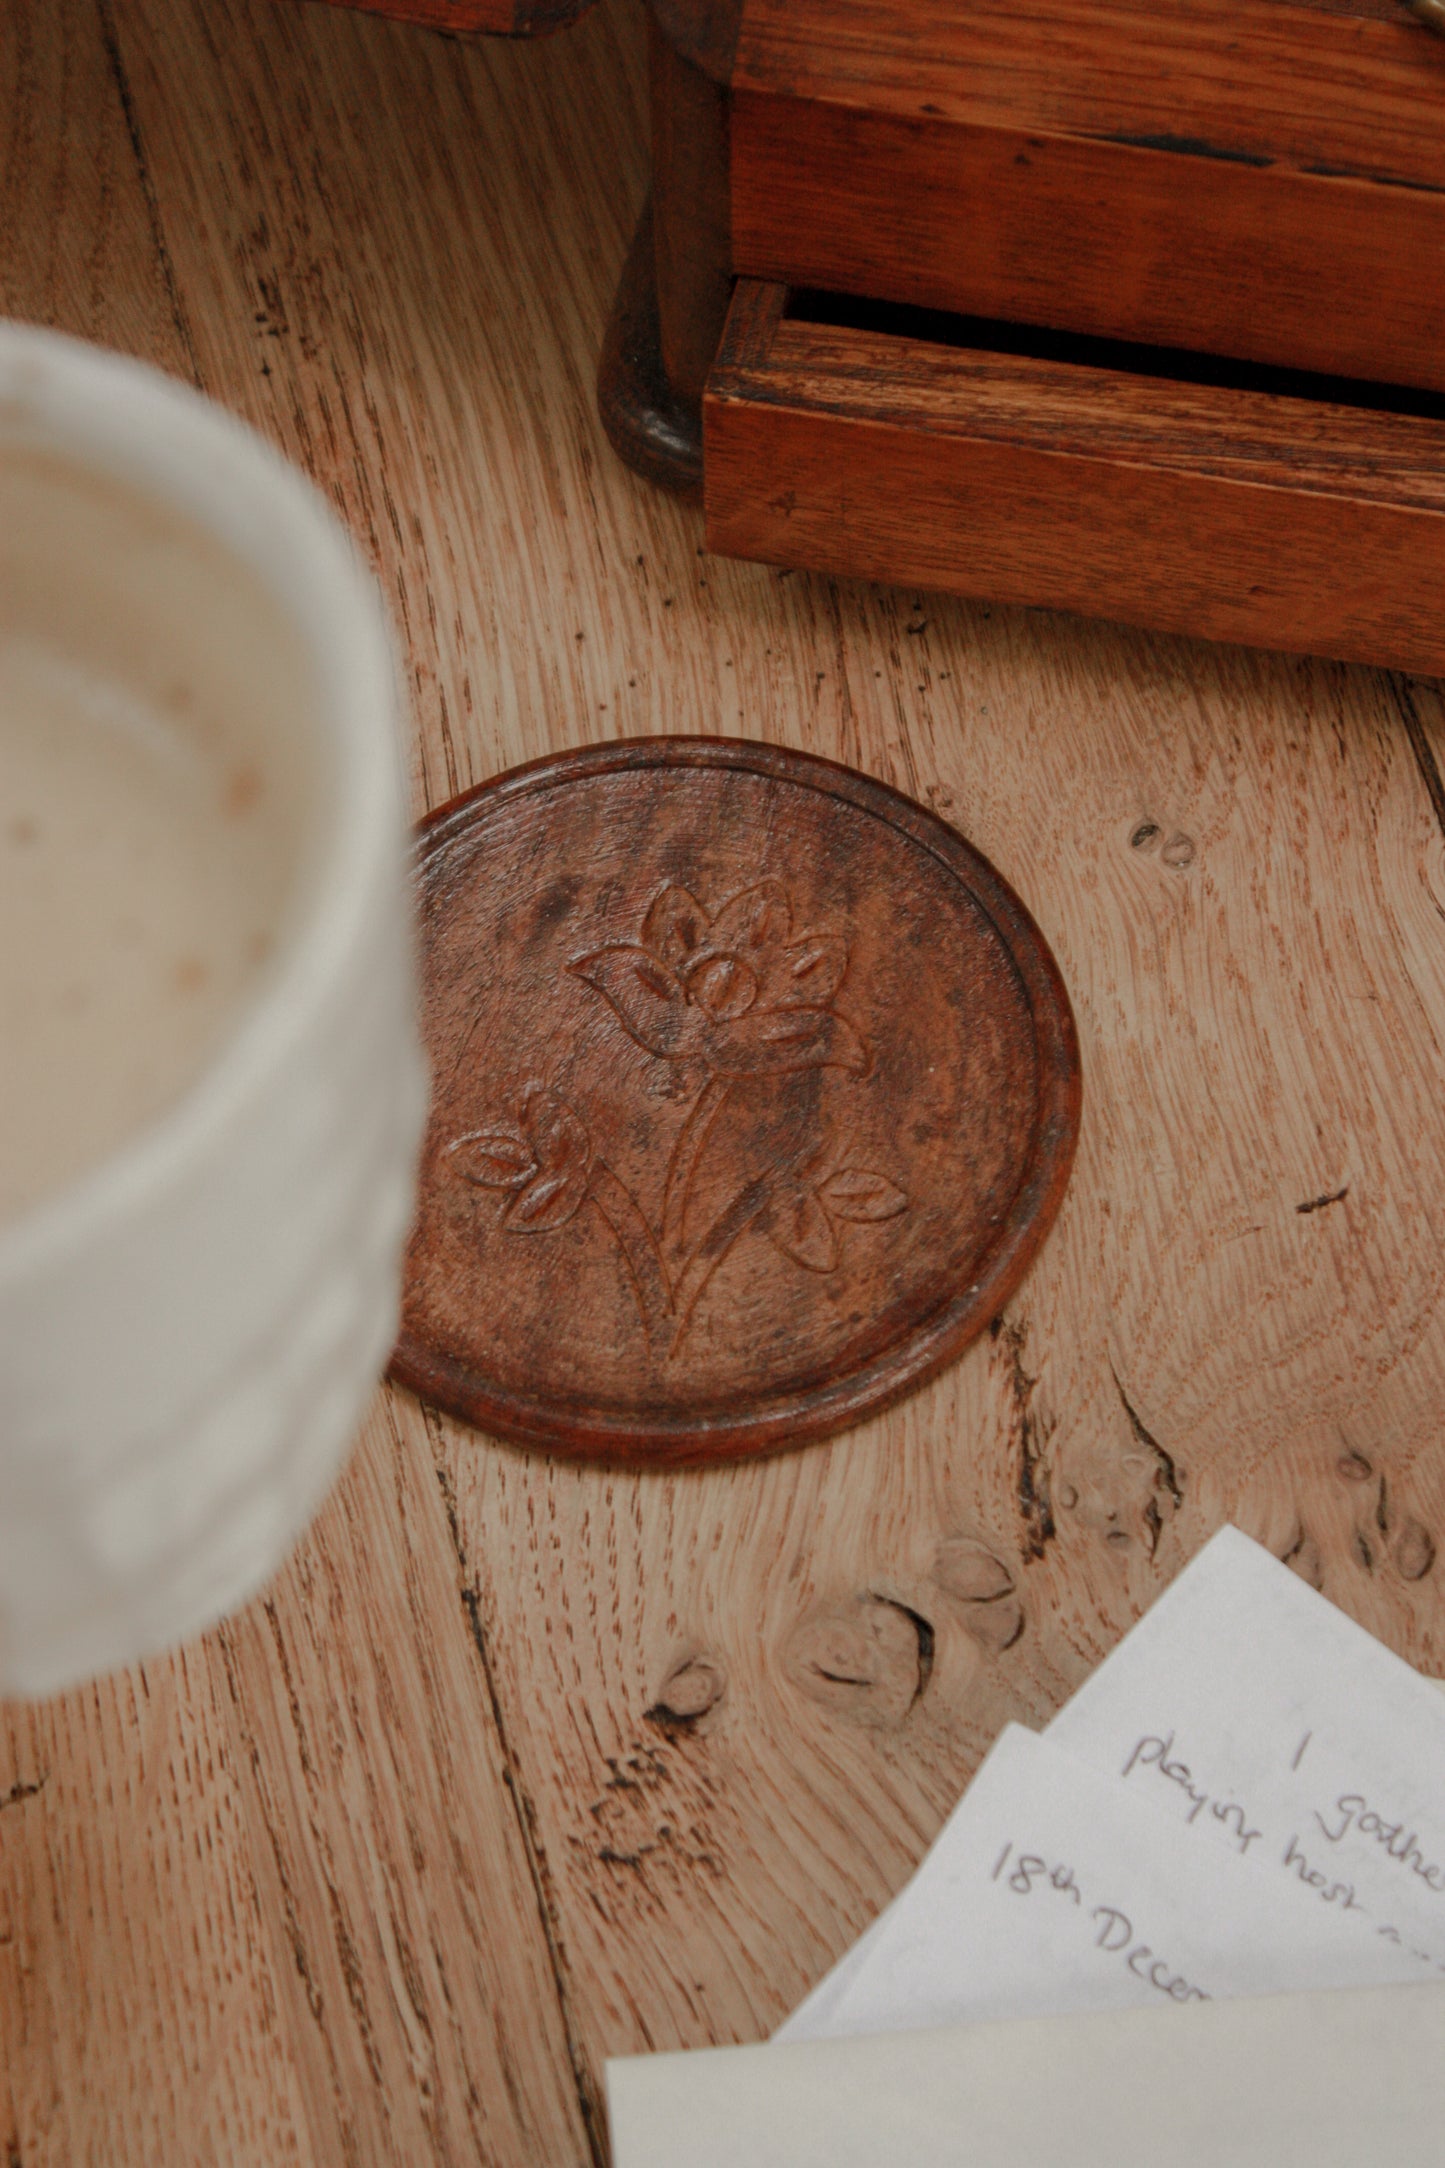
left=1, top=1654, right=315, bottom=2166
left=730, top=0, right=1445, bottom=192
left=0, top=10, right=315, bottom=2162
left=730, top=94, right=1445, bottom=395
left=8, top=0, right=1445, bottom=2161
left=704, top=298, right=1445, bottom=674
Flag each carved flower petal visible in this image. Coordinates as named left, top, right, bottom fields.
left=705, top=1004, right=869, bottom=1078
left=521, top=1085, right=591, bottom=1179
left=447, top=1130, right=536, bottom=1190
left=709, top=878, right=792, bottom=955
left=685, top=952, right=758, bottom=1022
left=818, top=1167, right=908, bottom=1222
left=504, top=1166, right=589, bottom=1234
left=765, top=934, right=849, bottom=1010
left=765, top=1187, right=839, bottom=1274
left=642, top=885, right=712, bottom=972
left=569, top=944, right=704, bottom=1060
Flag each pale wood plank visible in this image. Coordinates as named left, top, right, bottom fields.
left=95, top=0, right=627, bottom=2156
left=450, top=613, right=1445, bottom=2058
left=0, top=0, right=189, bottom=357
left=0, top=1654, right=316, bottom=2166
left=210, top=1403, right=597, bottom=2167
left=9, top=0, right=1445, bottom=2159
left=1, top=10, right=315, bottom=2161
left=3, top=2, right=594, bottom=2159
left=94, top=0, right=1445, bottom=2089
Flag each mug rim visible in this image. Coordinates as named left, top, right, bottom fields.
left=0, top=321, right=402, bottom=1286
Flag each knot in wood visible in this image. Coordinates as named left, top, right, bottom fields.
left=931, top=1535, right=1015, bottom=1605
left=1394, top=1518, right=1437, bottom=1584
left=647, top=1656, right=726, bottom=1729
left=785, top=1595, right=931, bottom=1728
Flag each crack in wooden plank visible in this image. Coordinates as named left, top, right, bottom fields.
left=430, top=1448, right=609, bottom=2168
left=0, top=1776, right=46, bottom=1812
left=1297, top=1185, right=1349, bottom=1215
left=1393, top=676, right=1445, bottom=841
left=92, top=0, right=202, bottom=387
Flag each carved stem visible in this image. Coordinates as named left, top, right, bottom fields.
left=668, top=1166, right=775, bottom=1357
left=662, top=1074, right=731, bottom=1264
left=588, top=1164, right=675, bottom=1341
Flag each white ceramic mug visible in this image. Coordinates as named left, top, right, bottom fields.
left=0, top=324, right=427, bottom=1696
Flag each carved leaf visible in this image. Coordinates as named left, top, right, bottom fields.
left=642, top=885, right=711, bottom=973
left=709, top=878, right=791, bottom=953
left=820, top=1167, right=908, bottom=1223
left=569, top=944, right=705, bottom=1060
left=766, top=1187, right=839, bottom=1274
left=522, top=1086, right=591, bottom=1180
left=773, top=935, right=848, bottom=1009
left=706, top=1004, right=869, bottom=1078
left=447, top=1130, right=536, bottom=1190
left=504, top=1166, right=590, bottom=1235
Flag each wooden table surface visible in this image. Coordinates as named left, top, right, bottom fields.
left=5, top=3, right=1445, bottom=2161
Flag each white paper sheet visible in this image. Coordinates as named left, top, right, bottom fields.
left=609, top=1979, right=1445, bottom=2168
left=775, top=1722, right=1420, bottom=2043
left=1049, top=1526, right=1445, bottom=1974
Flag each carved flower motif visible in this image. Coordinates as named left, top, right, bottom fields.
left=447, top=1085, right=592, bottom=1233
left=763, top=1154, right=908, bottom=1274
left=569, top=879, right=868, bottom=1079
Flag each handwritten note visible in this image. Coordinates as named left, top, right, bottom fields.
left=775, top=1724, right=1419, bottom=2044
left=609, top=1533, right=1445, bottom=2168
left=1049, top=1527, right=1445, bottom=1974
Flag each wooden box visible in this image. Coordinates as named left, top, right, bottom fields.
left=313, top=0, right=1445, bottom=672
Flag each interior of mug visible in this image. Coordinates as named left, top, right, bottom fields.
left=0, top=389, right=325, bottom=1226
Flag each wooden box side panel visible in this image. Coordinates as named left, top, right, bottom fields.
left=732, top=0, right=1445, bottom=193
left=704, top=309, right=1445, bottom=675
left=731, top=93, right=1445, bottom=396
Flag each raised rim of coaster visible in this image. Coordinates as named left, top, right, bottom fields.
left=391, top=736, right=1080, bottom=1465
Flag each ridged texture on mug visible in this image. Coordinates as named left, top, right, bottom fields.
left=0, top=880, right=425, bottom=1695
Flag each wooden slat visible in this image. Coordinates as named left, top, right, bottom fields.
left=731, top=0, right=1445, bottom=192
left=730, top=94, right=1445, bottom=395
left=1, top=1655, right=316, bottom=2166
left=210, top=1408, right=597, bottom=2167
left=0, top=11, right=316, bottom=2163
left=91, top=0, right=649, bottom=2155
left=0, top=0, right=191, bottom=356
left=704, top=297, right=1445, bottom=672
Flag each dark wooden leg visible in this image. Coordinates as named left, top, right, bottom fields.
left=597, top=196, right=706, bottom=496
left=596, top=14, right=732, bottom=498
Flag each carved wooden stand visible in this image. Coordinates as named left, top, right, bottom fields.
left=603, top=0, right=1445, bottom=673
left=315, top=0, right=1445, bottom=670
left=392, top=739, right=1080, bottom=1462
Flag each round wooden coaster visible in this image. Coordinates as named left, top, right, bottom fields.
left=391, top=738, right=1080, bottom=1464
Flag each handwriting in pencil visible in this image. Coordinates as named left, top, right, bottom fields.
left=989, top=1842, right=1209, bottom=2004
left=1120, top=1731, right=1263, bottom=1856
